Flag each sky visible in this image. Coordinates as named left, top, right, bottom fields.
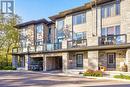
left=15, top=0, right=90, bottom=22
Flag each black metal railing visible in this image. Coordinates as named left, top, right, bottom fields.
left=67, top=39, right=87, bottom=48
left=12, top=43, right=62, bottom=53
left=98, top=34, right=127, bottom=46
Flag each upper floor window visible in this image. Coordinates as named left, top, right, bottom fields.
left=36, top=24, right=43, bottom=33
left=101, top=2, right=120, bottom=18
left=101, top=25, right=120, bottom=36
left=73, top=13, right=86, bottom=25
left=47, top=27, right=51, bottom=43
left=35, top=24, right=44, bottom=45
left=57, top=19, right=64, bottom=41
left=116, top=1, right=120, bottom=15
left=57, top=19, right=64, bottom=30
left=73, top=32, right=86, bottom=40
left=20, top=28, right=27, bottom=42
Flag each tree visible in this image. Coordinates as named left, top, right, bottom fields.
left=0, top=14, right=21, bottom=66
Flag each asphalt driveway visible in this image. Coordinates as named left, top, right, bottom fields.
left=0, top=71, right=130, bottom=87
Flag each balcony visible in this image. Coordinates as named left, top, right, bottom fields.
left=12, top=43, right=62, bottom=54
left=67, top=39, right=87, bottom=48
left=98, top=34, right=127, bottom=46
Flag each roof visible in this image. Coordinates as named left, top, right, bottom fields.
left=15, top=18, right=54, bottom=28
left=49, top=0, right=114, bottom=21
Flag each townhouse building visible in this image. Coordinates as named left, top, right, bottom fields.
left=12, top=0, right=130, bottom=73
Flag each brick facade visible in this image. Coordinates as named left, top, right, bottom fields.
left=12, top=0, right=130, bottom=72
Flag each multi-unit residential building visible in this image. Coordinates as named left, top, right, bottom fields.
left=12, top=0, right=130, bottom=73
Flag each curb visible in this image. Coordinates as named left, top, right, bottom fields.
left=44, top=72, right=130, bottom=82
left=0, top=71, right=130, bottom=82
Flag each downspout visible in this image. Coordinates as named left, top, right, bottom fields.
left=95, top=0, right=98, bottom=36
left=72, top=16, right=74, bottom=40
left=91, top=0, right=97, bottom=36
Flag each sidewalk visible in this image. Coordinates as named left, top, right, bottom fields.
left=0, top=70, right=130, bottom=82
left=41, top=71, right=130, bottom=82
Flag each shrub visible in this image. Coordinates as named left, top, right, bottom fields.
left=0, top=66, right=3, bottom=70
left=0, top=66, right=16, bottom=70
left=83, top=69, right=103, bottom=77
left=114, top=74, right=130, bottom=80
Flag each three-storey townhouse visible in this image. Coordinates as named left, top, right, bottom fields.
left=12, top=0, right=130, bottom=73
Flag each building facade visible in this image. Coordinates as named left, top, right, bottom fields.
left=12, top=0, right=130, bottom=72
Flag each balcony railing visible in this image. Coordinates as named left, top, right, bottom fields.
left=12, top=43, right=62, bottom=53
left=67, top=39, right=87, bottom=48
left=98, top=34, right=127, bottom=46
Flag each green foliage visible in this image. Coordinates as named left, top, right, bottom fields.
left=114, top=74, right=130, bottom=80
left=0, top=14, right=21, bottom=66
left=0, top=66, right=16, bottom=70
left=83, top=70, right=103, bottom=77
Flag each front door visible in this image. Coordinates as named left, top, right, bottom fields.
left=107, top=53, right=116, bottom=68
left=76, top=54, right=83, bottom=67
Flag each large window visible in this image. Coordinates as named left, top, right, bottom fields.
left=73, top=32, right=86, bottom=44
left=100, top=25, right=123, bottom=45
left=47, top=27, right=51, bottom=43
left=57, top=20, right=64, bottom=30
left=35, top=24, right=44, bottom=45
left=101, top=2, right=120, bottom=18
left=73, top=13, right=86, bottom=25
left=57, top=19, right=64, bottom=43
left=20, top=28, right=27, bottom=47
left=116, top=1, right=120, bottom=15
left=101, top=25, right=120, bottom=36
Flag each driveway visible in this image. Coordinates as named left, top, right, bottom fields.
left=0, top=71, right=130, bottom=87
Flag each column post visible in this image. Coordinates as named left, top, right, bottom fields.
left=126, top=49, right=130, bottom=72
left=43, top=55, right=47, bottom=71
left=12, top=55, right=18, bottom=68
left=62, top=52, right=69, bottom=73
left=88, top=50, right=99, bottom=70
left=25, top=55, right=30, bottom=70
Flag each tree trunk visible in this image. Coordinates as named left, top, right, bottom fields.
left=5, top=43, right=12, bottom=66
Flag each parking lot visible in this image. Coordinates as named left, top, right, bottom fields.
left=0, top=71, right=130, bottom=87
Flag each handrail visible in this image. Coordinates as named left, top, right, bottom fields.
left=12, top=43, right=62, bottom=53
left=67, top=39, right=87, bottom=48
left=98, top=34, right=127, bottom=46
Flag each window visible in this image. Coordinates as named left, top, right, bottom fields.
left=73, top=13, right=86, bottom=25
left=36, top=39, right=43, bottom=45
left=73, top=32, right=86, bottom=40
left=108, top=53, right=115, bottom=64
left=107, top=6, right=111, bottom=17
left=20, top=28, right=27, bottom=47
left=107, top=27, right=115, bottom=35
left=101, top=2, right=120, bottom=18
left=20, top=41, right=26, bottom=47
left=107, top=53, right=116, bottom=68
left=101, top=28, right=107, bottom=36
left=116, top=1, right=120, bottom=15
left=36, top=24, right=43, bottom=33
left=35, top=24, right=44, bottom=45
left=101, top=25, right=120, bottom=36
left=57, top=20, right=64, bottom=30
left=47, top=27, right=51, bottom=43
left=76, top=54, right=83, bottom=67
left=57, top=19, right=64, bottom=42
left=101, top=7, right=105, bottom=18
left=73, top=32, right=86, bottom=44
left=115, top=25, right=120, bottom=35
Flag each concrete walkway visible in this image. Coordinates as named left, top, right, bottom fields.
left=0, top=71, right=130, bottom=87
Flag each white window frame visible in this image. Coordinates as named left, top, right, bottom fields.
left=73, top=13, right=86, bottom=25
